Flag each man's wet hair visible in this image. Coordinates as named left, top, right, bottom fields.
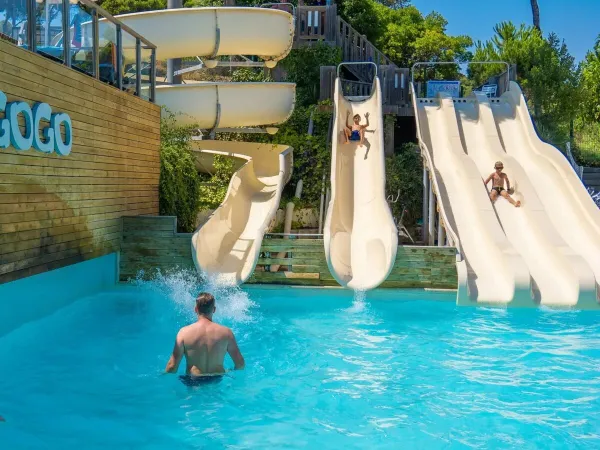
left=196, top=292, right=215, bottom=315
left=353, top=114, right=360, bottom=120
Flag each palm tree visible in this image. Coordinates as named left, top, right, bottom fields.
left=530, top=0, right=541, bottom=31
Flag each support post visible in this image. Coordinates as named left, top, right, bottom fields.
left=135, top=38, right=142, bottom=97
left=92, top=9, right=99, bottom=79
left=422, top=166, right=429, bottom=243
left=384, top=115, right=394, bottom=157
left=437, top=217, right=445, bottom=247
left=167, top=0, right=183, bottom=84
left=62, top=0, right=71, bottom=67
left=428, top=181, right=435, bottom=246
left=116, top=25, right=122, bottom=90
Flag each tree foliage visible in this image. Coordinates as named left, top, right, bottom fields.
left=579, top=34, right=600, bottom=123
left=197, top=155, right=236, bottom=211
left=339, top=0, right=472, bottom=74
left=280, top=43, right=342, bottom=107
left=230, top=67, right=272, bottom=83
left=159, top=110, right=202, bottom=232
left=469, top=22, right=580, bottom=145
left=385, top=143, right=422, bottom=228
left=97, top=0, right=165, bottom=15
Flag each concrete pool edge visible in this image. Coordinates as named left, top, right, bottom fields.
left=0, top=253, right=119, bottom=338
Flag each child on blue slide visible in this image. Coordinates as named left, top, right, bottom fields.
left=343, top=111, right=369, bottom=146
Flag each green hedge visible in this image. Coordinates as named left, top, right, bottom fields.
left=158, top=110, right=202, bottom=233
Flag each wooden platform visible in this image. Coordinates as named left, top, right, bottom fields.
left=119, top=216, right=458, bottom=289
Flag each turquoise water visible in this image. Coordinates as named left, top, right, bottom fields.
left=1, top=273, right=599, bottom=449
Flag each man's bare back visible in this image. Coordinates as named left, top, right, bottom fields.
left=165, top=293, right=244, bottom=378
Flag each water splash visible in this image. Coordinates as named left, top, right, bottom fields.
left=346, top=290, right=368, bottom=313
left=130, top=268, right=256, bottom=323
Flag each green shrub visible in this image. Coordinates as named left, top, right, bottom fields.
left=197, top=155, right=237, bottom=210
left=159, top=110, right=202, bottom=232
left=572, top=123, right=600, bottom=167
left=281, top=43, right=342, bottom=107
left=385, top=143, right=423, bottom=227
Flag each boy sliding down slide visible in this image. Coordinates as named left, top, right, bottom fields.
left=343, top=111, right=369, bottom=146
left=484, top=161, right=521, bottom=207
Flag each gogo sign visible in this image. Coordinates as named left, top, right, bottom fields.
left=0, top=90, right=73, bottom=156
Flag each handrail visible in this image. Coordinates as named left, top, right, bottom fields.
left=410, top=83, right=464, bottom=260
left=565, top=142, right=584, bottom=180
left=336, top=16, right=394, bottom=68
left=4, top=0, right=157, bottom=101
left=337, top=61, right=377, bottom=78
left=259, top=2, right=296, bottom=16
left=83, top=0, right=155, bottom=49
left=265, top=233, right=324, bottom=237
left=411, top=61, right=510, bottom=95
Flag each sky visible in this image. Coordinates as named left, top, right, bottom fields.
left=411, top=0, right=600, bottom=62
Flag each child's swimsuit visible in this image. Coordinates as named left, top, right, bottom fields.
left=349, top=130, right=361, bottom=141
left=491, top=186, right=505, bottom=194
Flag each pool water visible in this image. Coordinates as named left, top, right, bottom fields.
left=1, top=273, right=599, bottom=449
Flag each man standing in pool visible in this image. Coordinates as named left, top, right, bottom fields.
left=484, top=161, right=521, bottom=207
left=165, top=292, right=245, bottom=385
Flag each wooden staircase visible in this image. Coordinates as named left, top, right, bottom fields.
left=294, top=3, right=412, bottom=116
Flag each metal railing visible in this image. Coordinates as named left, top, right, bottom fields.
left=0, top=0, right=157, bottom=102
left=411, top=61, right=510, bottom=99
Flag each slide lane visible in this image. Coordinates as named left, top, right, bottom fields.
left=324, top=77, right=397, bottom=290
left=455, top=93, right=596, bottom=307
left=494, top=83, right=600, bottom=306
left=413, top=91, right=531, bottom=306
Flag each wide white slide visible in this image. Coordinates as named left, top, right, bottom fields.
left=117, top=7, right=296, bottom=284
left=412, top=81, right=599, bottom=308
left=191, top=141, right=292, bottom=285
left=324, top=75, right=398, bottom=290
left=154, top=82, right=295, bottom=129
left=117, top=8, right=294, bottom=66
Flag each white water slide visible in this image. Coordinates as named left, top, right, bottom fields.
left=116, top=7, right=296, bottom=284
left=324, top=65, right=398, bottom=290
left=413, top=79, right=600, bottom=308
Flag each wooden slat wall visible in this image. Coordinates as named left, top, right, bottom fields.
left=248, top=237, right=457, bottom=289
left=0, top=41, right=161, bottom=284
left=119, top=216, right=193, bottom=281
left=117, top=217, right=457, bottom=289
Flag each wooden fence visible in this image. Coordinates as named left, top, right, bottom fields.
left=320, top=65, right=412, bottom=116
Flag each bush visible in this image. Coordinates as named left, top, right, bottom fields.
left=281, top=43, right=342, bottom=107
left=159, top=110, right=202, bottom=233
left=197, top=155, right=237, bottom=210
left=385, top=143, right=423, bottom=227
left=572, top=122, right=600, bottom=167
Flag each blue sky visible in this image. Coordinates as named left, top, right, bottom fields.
left=411, top=0, right=599, bottom=62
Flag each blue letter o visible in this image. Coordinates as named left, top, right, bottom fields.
left=52, top=113, right=73, bottom=156
left=7, top=101, right=33, bottom=151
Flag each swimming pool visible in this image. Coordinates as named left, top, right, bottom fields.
left=1, top=273, right=599, bottom=449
